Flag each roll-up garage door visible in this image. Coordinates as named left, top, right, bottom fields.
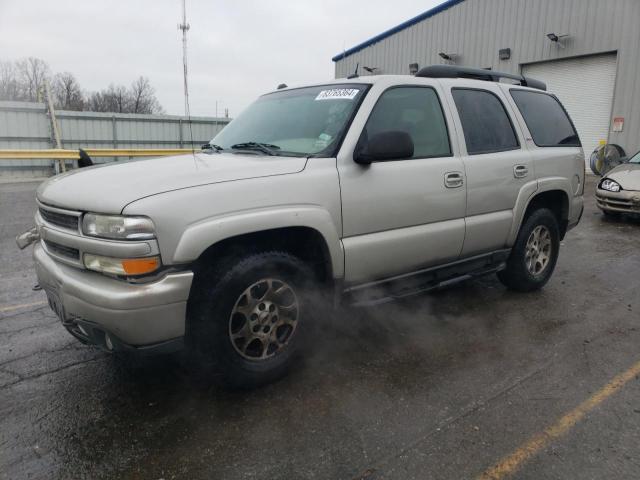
left=522, top=53, right=617, bottom=162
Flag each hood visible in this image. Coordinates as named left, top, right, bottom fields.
left=605, top=162, right=640, bottom=191
left=37, top=152, right=308, bottom=213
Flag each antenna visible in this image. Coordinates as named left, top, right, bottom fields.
left=178, top=0, right=195, bottom=154
left=347, top=62, right=359, bottom=79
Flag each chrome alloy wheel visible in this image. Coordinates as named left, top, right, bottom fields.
left=228, top=278, right=299, bottom=360
left=525, top=225, right=552, bottom=276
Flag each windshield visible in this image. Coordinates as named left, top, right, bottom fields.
left=210, top=84, right=369, bottom=157
left=629, top=151, right=640, bottom=164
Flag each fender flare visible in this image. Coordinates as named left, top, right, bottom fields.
left=172, top=205, right=344, bottom=278
left=507, top=177, right=571, bottom=245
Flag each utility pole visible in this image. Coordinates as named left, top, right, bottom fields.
left=178, top=0, right=194, bottom=149
left=179, top=0, right=190, bottom=118
left=43, top=80, right=65, bottom=173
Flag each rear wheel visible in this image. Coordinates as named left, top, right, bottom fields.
left=498, top=208, right=560, bottom=292
left=190, top=251, right=315, bottom=388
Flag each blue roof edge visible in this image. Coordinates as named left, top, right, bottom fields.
left=331, top=0, right=467, bottom=62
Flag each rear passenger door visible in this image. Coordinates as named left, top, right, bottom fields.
left=447, top=86, right=533, bottom=257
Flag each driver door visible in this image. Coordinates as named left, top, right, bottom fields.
left=338, top=85, right=467, bottom=285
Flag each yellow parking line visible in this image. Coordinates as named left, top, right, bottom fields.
left=0, top=300, right=47, bottom=313
left=477, top=359, right=640, bottom=479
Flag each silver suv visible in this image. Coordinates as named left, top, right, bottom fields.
left=19, top=66, right=584, bottom=387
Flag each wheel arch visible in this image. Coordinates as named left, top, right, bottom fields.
left=190, top=226, right=337, bottom=286
left=173, top=206, right=344, bottom=281
left=509, top=179, right=571, bottom=244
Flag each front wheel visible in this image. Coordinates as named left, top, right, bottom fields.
left=190, top=251, right=315, bottom=388
left=498, top=208, right=560, bottom=292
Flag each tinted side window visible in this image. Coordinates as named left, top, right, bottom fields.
left=452, top=88, right=520, bottom=155
left=510, top=90, right=580, bottom=147
left=363, top=87, right=451, bottom=159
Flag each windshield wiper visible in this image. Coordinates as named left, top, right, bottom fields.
left=230, top=142, right=280, bottom=156
left=201, top=143, right=224, bottom=153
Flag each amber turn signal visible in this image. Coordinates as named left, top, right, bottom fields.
left=84, top=254, right=160, bottom=276
left=121, top=257, right=161, bottom=275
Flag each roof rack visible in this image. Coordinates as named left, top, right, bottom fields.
left=415, top=65, right=546, bottom=91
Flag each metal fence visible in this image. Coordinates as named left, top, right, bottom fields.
left=0, top=101, right=231, bottom=180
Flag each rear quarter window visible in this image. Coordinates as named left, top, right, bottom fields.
left=510, top=90, right=580, bottom=147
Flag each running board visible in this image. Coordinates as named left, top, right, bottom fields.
left=344, top=250, right=510, bottom=307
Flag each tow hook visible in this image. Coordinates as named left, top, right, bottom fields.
left=16, top=227, right=39, bottom=250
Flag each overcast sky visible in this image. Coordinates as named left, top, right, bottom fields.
left=0, top=0, right=441, bottom=117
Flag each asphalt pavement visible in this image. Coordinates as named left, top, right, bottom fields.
left=1, top=176, right=639, bottom=480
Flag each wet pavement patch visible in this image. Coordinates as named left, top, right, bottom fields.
left=1, top=178, right=639, bottom=479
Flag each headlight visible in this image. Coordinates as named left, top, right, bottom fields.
left=84, top=254, right=160, bottom=276
left=599, top=179, right=621, bottom=192
left=82, top=214, right=155, bottom=240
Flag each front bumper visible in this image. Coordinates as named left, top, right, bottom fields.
left=595, top=189, right=640, bottom=214
left=34, top=243, right=193, bottom=352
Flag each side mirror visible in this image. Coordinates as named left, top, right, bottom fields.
left=354, top=131, right=414, bottom=164
left=78, top=148, right=94, bottom=168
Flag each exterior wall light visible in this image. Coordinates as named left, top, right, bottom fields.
left=438, top=52, right=458, bottom=63
left=546, top=33, right=569, bottom=48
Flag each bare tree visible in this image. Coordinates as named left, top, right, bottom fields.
left=16, top=57, right=50, bottom=102
left=1, top=57, right=165, bottom=113
left=87, top=84, right=129, bottom=113
left=51, top=72, right=84, bottom=110
left=0, top=61, right=22, bottom=101
left=86, top=91, right=107, bottom=112
left=129, top=76, right=163, bottom=114
left=106, top=84, right=130, bottom=113
left=87, top=79, right=163, bottom=114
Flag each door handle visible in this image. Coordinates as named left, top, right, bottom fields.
left=444, top=171, right=464, bottom=188
left=514, top=165, right=528, bottom=178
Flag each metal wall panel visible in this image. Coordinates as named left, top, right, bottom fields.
left=0, top=102, right=231, bottom=179
left=0, top=102, right=52, bottom=179
left=334, top=0, right=640, bottom=155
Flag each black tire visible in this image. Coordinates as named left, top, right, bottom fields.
left=497, top=208, right=560, bottom=292
left=190, top=251, right=315, bottom=388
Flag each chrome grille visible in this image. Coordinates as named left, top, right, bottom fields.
left=39, top=207, right=79, bottom=231
left=44, top=240, right=80, bottom=260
